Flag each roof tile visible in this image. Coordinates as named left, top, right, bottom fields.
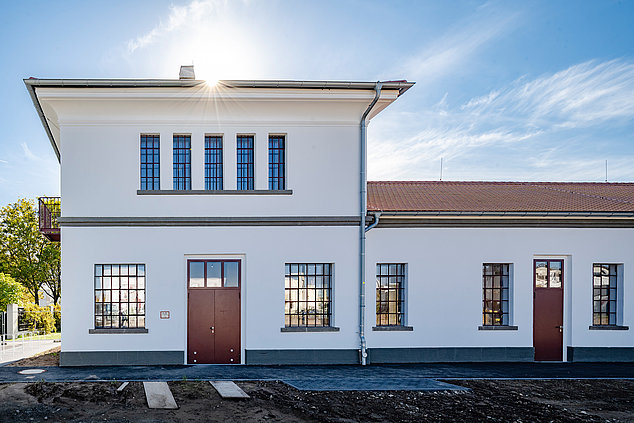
left=367, top=181, right=634, bottom=213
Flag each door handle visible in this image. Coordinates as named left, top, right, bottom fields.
left=210, top=326, right=215, bottom=334
left=556, top=325, right=563, bottom=333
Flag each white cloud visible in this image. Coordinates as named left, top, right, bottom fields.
left=370, top=59, right=634, bottom=181
left=463, top=59, right=634, bottom=128
left=394, top=2, right=521, bottom=84
left=125, top=0, right=228, bottom=55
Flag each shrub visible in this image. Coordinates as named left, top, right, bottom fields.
left=21, top=302, right=55, bottom=334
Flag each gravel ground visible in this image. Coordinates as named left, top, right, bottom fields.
left=0, top=379, right=629, bottom=422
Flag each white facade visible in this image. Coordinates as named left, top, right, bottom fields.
left=26, top=76, right=634, bottom=365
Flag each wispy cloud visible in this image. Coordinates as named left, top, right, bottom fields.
left=393, top=2, right=521, bottom=84
left=125, top=0, right=228, bottom=55
left=370, top=59, right=634, bottom=181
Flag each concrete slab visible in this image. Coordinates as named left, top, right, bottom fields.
left=143, top=381, right=178, bottom=409
left=210, top=381, right=250, bottom=398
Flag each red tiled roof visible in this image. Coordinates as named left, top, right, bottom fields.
left=367, top=181, right=634, bottom=213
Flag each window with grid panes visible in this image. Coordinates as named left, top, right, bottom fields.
left=284, top=263, right=332, bottom=327
left=376, top=264, right=406, bottom=326
left=173, top=135, right=191, bottom=190
left=268, top=135, right=285, bottom=190
left=94, top=264, right=146, bottom=329
left=593, top=264, right=620, bottom=326
left=482, top=263, right=510, bottom=326
left=205, top=135, right=223, bottom=190
left=236, top=135, right=254, bottom=190
left=140, top=135, right=160, bottom=190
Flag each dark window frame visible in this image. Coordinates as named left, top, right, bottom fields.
left=94, top=264, right=146, bottom=329
left=140, top=134, right=160, bottom=190
left=482, top=263, right=511, bottom=326
left=375, top=263, right=406, bottom=326
left=236, top=135, right=254, bottom=190
left=187, top=259, right=241, bottom=289
left=284, top=263, right=333, bottom=328
left=593, top=263, right=619, bottom=326
left=173, top=134, right=191, bottom=190
left=205, top=135, right=223, bottom=190
left=268, top=135, right=285, bottom=190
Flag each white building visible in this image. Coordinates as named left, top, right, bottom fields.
left=25, top=68, right=634, bottom=366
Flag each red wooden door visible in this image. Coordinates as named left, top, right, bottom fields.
left=187, top=260, right=241, bottom=364
left=533, top=259, right=564, bottom=361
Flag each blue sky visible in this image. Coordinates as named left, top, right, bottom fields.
left=1, top=0, right=633, bottom=205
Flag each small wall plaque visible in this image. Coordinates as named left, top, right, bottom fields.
left=160, top=311, right=170, bottom=319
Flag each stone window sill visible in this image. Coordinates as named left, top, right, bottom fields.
left=478, top=325, right=518, bottom=331
left=372, top=326, right=414, bottom=331
left=89, top=328, right=148, bottom=334
left=280, top=327, right=340, bottom=333
left=137, top=189, right=292, bottom=195
left=588, top=325, right=629, bottom=331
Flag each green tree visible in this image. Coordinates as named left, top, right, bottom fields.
left=40, top=241, right=61, bottom=305
left=0, top=199, right=46, bottom=302
left=0, top=273, right=24, bottom=311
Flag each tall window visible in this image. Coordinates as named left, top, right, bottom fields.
left=94, top=264, right=146, bottom=329
left=140, top=135, right=160, bottom=190
left=285, top=263, right=332, bottom=327
left=376, top=264, right=406, bottom=326
left=593, top=264, right=620, bottom=326
left=173, top=135, right=191, bottom=190
left=482, top=263, right=510, bottom=326
left=268, top=135, right=285, bottom=190
left=205, top=135, right=223, bottom=190
left=236, top=135, right=254, bottom=190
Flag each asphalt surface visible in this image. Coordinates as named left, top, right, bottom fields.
left=1, top=362, right=633, bottom=390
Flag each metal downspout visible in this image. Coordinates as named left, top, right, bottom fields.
left=365, top=212, right=381, bottom=232
left=359, top=82, right=383, bottom=366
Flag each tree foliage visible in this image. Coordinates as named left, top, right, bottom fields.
left=0, top=199, right=60, bottom=304
left=0, top=272, right=24, bottom=311
left=40, top=241, right=61, bottom=305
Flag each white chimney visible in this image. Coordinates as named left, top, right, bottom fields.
left=179, top=65, right=195, bottom=80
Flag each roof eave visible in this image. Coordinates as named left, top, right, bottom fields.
left=24, top=81, right=60, bottom=162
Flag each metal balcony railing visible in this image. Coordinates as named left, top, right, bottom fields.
left=38, top=197, right=60, bottom=242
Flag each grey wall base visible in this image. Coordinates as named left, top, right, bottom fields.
left=245, top=349, right=358, bottom=365
left=567, top=347, right=634, bottom=362
left=60, top=351, right=184, bottom=366
left=368, top=347, right=535, bottom=363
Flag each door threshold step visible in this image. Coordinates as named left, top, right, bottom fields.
left=210, top=381, right=250, bottom=399
left=143, top=381, right=178, bottom=409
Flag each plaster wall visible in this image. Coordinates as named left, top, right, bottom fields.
left=366, top=227, right=634, bottom=357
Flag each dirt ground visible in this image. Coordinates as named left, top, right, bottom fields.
left=1, top=351, right=633, bottom=422
left=0, top=378, right=629, bottom=423
left=4, top=346, right=60, bottom=367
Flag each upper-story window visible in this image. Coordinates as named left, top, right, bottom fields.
left=140, top=135, right=160, bottom=190
left=237, top=135, right=254, bottom=190
left=205, top=135, right=223, bottom=190
left=173, top=135, right=191, bottom=190
left=268, top=135, right=286, bottom=190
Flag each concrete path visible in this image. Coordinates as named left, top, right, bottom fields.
left=0, top=339, right=58, bottom=366
left=0, top=362, right=632, bottom=391
left=143, top=381, right=178, bottom=409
